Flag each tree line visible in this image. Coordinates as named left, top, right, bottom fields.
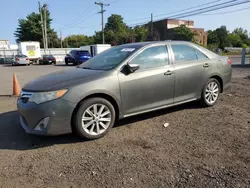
left=208, top=26, right=250, bottom=51
left=15, top=9, right=250, bottom=50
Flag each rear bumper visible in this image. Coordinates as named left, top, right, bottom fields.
left=222, top=71, right=232, bottom=92
left=40, top=60, right=56, bottom=64
left=12, top=61, right=29, bottom=65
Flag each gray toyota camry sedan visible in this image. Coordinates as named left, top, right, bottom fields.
left=17, top=41, right=232, bottom=139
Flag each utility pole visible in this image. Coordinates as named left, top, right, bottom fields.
left=38, top=1, right=46, bottom=53
left=60, top=30, right=63, bottom=48
left=43, top=4, right=48, bottom=51
left=95, top=2, right=110, bottom=44
left=151, top=13, right=153, bottom=38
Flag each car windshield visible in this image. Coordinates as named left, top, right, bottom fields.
left=43, top=55, right=53, bottom=58
left=78, top=46, right=138, bottom=70
left=15, top=55, right=27, bottom=58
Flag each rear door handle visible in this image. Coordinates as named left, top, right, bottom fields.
left=203, top=63, right=210, bottom=68
left=164, top=70, right=174, bottom=75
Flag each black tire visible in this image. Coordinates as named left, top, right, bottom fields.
left=73, top=97, right=116, bottom=140
left=65, top=60, right=68, bottom=65
left=200, top=78, right=221, bottom=107
left=73, top=59, right=77, bottom=66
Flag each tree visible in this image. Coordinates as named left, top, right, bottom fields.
left=93, top=31, right=103, bottom=44
left=207, top=30, right=218, bottom=45
left=233, top=28, right=248, bottom=41
left=173, top=25, right=196, bottom=41
left=215, top=26, right=229, bottom=49
left=104, top=14, right=130, bottom=45
left=133, top=26, right=149, bottom=42
left=14, top=9, right=60, bottom=48
left=63, top=35, right=94, bottom=48
left=227, top=33, right=242, bottom=47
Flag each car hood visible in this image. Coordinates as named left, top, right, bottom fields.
left=22, top=68, right=106, bottom=91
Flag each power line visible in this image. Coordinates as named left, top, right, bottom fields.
left=55, top=5, right=96, bottom=30
left=125, top=0, right=222, bottom=23
left=108, top=0, right=121, bottom=4
left=128, top=0, right=250, bottom=26
left=54, top=12, right=98, bottom=28
left=170, top=0, right=250, bottom=19
left=198, top=6, right=250, bottom=15
left=65, top=6, right=97, bottom=27
left=165, top=0, right=237, bottom=19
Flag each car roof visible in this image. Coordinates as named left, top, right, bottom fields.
left=118, top=41, right=219, bottom=59
left=118, top=40, right=194, bottom=48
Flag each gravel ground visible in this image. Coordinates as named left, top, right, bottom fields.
left=0, top=65, right=250, bottom=188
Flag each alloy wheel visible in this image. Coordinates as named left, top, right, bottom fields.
left=81, top=104, right=111, bottom=136
left=205, top=81, right=219, bottom=104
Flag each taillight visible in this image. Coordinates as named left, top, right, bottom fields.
left=16, top=58, right=20, bottom=61
left=44, top=58, right=48, bottom=61
left=227, top=58, right=232, bottom=65
left=26, top=58, right=29, bottom=60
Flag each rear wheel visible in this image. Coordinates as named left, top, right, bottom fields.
left=201, top=78, right=221, bottom=107
left=73, top=98, right=116, bottom=140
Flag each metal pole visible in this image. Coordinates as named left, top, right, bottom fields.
left=151, top=13, right=153, bottom=38
left=95, top=2, right=110, bottom=44
left=39, top=1, right=46, bottom=53
left=43, top=4, right=48, bottom=51
left=60, top=30, right=63, bottom=48
left=241, top=47, right=246, bottom=65
left=101, top=4, right=104, bottom=44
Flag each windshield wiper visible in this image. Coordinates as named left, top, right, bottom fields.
left=80, top=67, right=93, bottom=70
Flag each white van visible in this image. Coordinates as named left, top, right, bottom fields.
left=80, top=44, right=111, bottom=57
left=18, top=41, right=41, bottom=63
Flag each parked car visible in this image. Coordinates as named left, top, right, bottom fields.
left=65, top=50, right=92, bottom=65
left=39, top=55, right=56, bottom=65
left=17, top=41, right=232, bottom=140
left=12, top=54, right=30, bottom=66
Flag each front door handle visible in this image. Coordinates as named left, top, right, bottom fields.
left=203, top=63, right=210, bottom=68
left=164, top=70, right=174, bottom=75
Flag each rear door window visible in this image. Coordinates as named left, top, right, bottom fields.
left=195, top=49, right=209, bottom=60
left=171, top=44, right=198, bottom=63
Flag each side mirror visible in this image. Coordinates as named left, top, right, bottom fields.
left=128, top=63, right=140, bottom=73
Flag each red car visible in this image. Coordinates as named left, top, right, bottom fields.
left=39, top=55, right=56, bottom=65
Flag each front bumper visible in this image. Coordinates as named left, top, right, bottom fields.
left=17, top=98, right=76, bottom=136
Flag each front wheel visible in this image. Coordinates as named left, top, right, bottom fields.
left=200, top=78, right=221, bottom=107
left=73, top=98, right=116, bottom=140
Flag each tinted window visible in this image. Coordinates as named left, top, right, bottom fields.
left=43, top=55, right=53, bottom=58
left=77, top=50, right=90, bottom=55
left=130, top=45, right=169, bottom=70
left=16, top=55, right=27, bottom=58
left=79, top=46, right=139, bottom=70
left=195, top=49, right=209, bottom=60
left=69, top=51, right=74, bottom=56
left=171, top=44, right=197, bottom=63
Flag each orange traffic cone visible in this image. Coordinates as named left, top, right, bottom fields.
left=13, top=73, right=21, bottom=96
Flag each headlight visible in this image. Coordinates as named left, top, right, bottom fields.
left=29, top=89, right=68, bottom=104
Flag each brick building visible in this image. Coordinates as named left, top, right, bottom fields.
left=144, top=19, right=208, bottom=46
